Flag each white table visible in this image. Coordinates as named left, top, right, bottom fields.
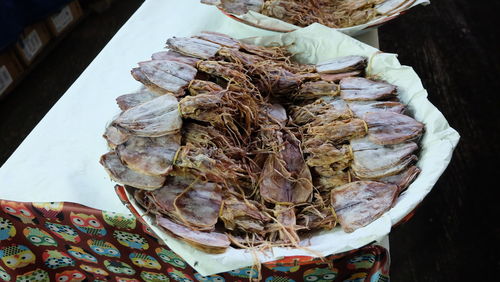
left=0, top=0, right=379, bottom=213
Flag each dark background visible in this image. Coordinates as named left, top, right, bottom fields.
left=0, top=0, right=498, bottom=280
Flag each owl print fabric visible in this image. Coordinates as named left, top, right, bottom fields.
left=0, top=199, right=390, bottom=281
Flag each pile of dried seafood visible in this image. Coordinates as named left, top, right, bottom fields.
left=202, top=0, right=406, bottom=28
left=100, top=31, right=424, bottom=254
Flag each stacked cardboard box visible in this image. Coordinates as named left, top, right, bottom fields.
left=0, top=48, right=24, bottom=97
left=0, top=0, right=83, bottom=97
left=15, top=22, right=52, bottom=66
left=46, top=1, right=84, bottom=36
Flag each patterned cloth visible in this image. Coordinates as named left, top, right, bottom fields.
left=0, top=199, right=390, bottom=281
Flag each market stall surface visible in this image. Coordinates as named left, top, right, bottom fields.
left=0, top=0, right=497, bottom=280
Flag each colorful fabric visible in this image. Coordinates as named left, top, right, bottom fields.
left=0, top=199, right=390, bottom=281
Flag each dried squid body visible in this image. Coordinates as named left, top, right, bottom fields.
left=115, top=94, right=182, bottom=137
left=174, top=143, right=246, bottom=184
left=376, top=0, right=409, bottom=14
left=220, top=193, right=270, bottom=233
left=187, top=80, right=224, bottom=96
left=306, top=118, right=367, bottom=144
left=201, top=0, right=264, bottom=15
left=194, top=31, right=241, bottom=49
left=144, top=173, right=223, bottom=231
left=340, top=77, right=397, bottom=101
left=116, top=134, right=181, bottom=176
left=157, top=216, right=230, bottom=254
left=196, top=60, right=252, bottom=88
left=103, top=124, right=129, bottom=149
left=296, top=198, right=337, bottom=231
left=151, top=50, right=200, bottom=66
left=379, top=165, right=420, bottom=192
left=316, top=55, right=368, bottom=74
left=350, top=137, right=418, bottom=179
left=131, top=67, right=170, bottom=95
left=260, top=132, right=313, bottom=204
left=148, top=176, right=187, bottom=213
left=364, top=111, right=424, bottom=145
left=331, top=181, right=398, bottom=233
left=293, top=81, right=339, bottom=100
left=167, top=37, right=221, bottom=59
left=173, top=179, right=223, bottom=230
left=347, top=100, right=405, bottom=118
left=138, top=60, right=197, bottom=94
left=291, top=97, right=352, bottom=125
left=100, top=152, right=165, bottom=190
left=217, top=47, right=264, bottom=66
left=274, top=204, right=300, bottom=243
left=304, top=143, right=352, bottom=168
left=251, top=62, right=303, bottom=95
left=265, top=104, right=288, bottom=126
left=377, top=165, right=420, bottom=192
left=320, top=71, right=363, bottom=83
left=115, top=90, right=159, bottom=111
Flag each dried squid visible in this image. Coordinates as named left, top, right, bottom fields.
left=202, top=0, right=400, bottom=29
left=100, top=31, right=424, bottom=254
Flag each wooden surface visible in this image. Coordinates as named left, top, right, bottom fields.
left=0, top=0, right=497, bottom=280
